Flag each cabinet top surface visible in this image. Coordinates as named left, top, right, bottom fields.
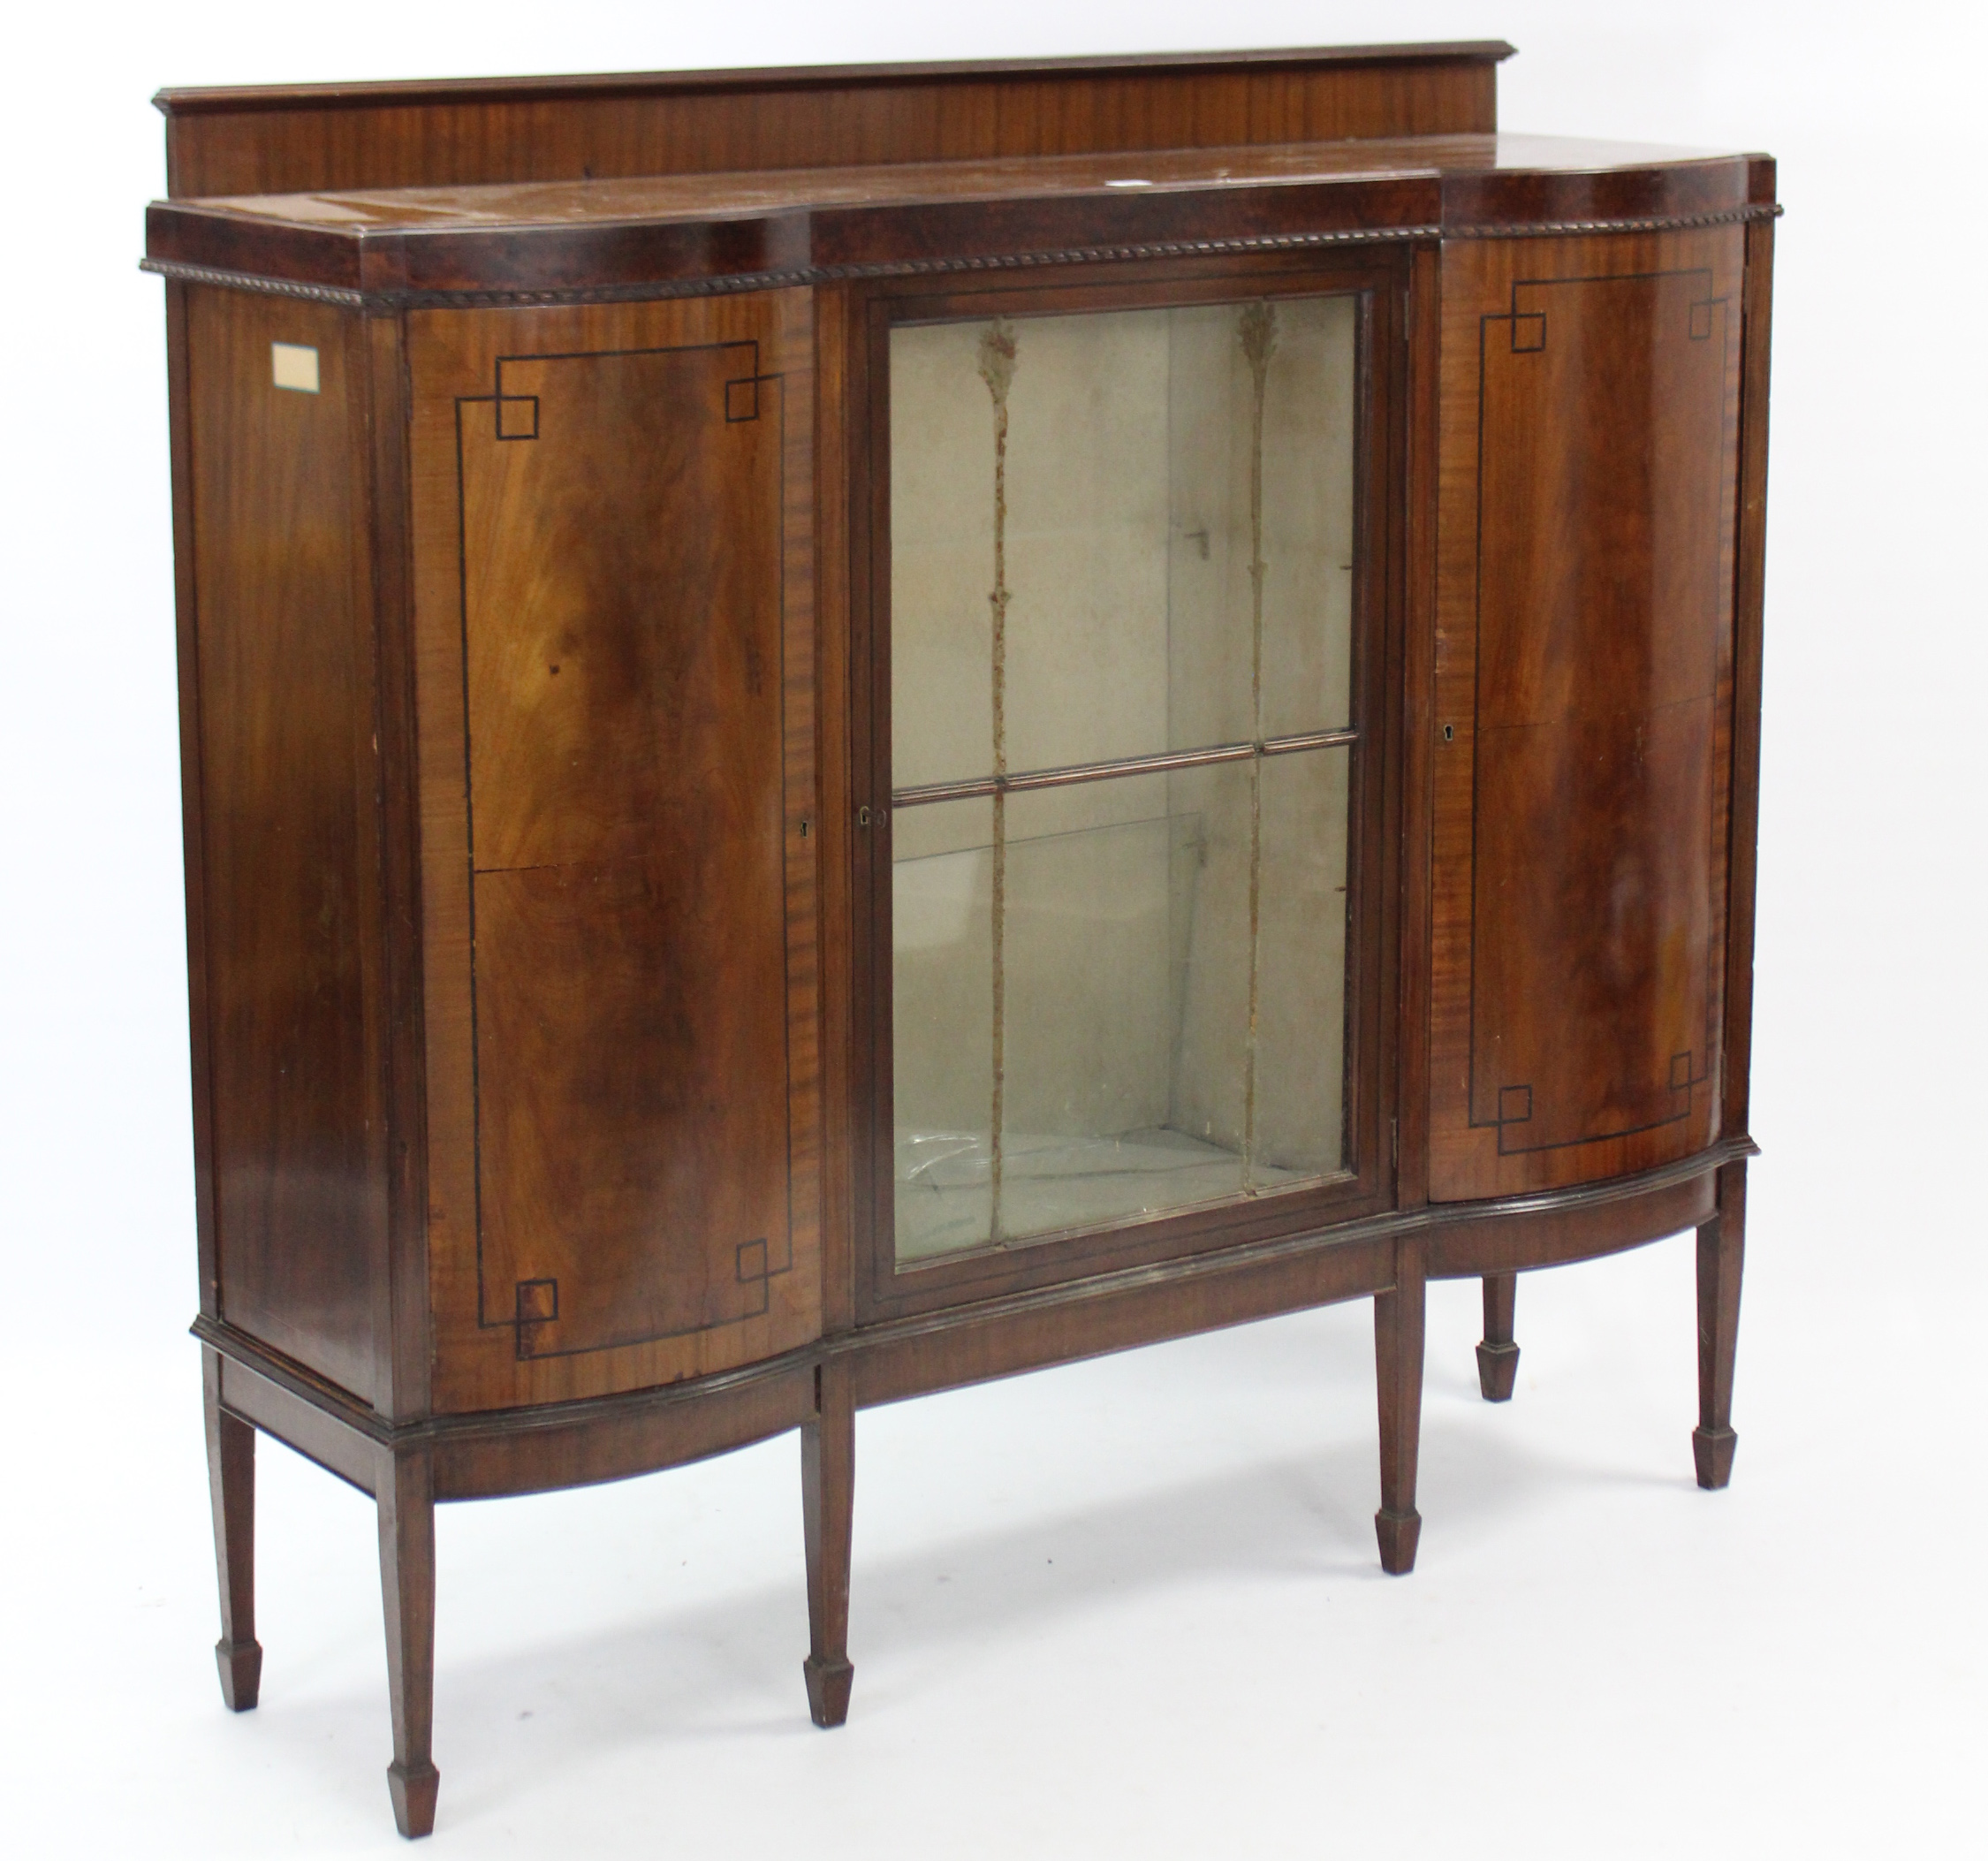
left=143, top=41, right=1777, bottom=299
left=177, top=134, right=1749, bottom=233
left=144, top=125, right=1775, bottom=306
left=152, top=42, right=1517, bottom=114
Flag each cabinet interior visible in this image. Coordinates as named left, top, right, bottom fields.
left=886, top=294, right=1360, bottom=1261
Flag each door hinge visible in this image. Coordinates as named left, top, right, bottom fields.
left=1390, top=1117, right=1399, bottom=1169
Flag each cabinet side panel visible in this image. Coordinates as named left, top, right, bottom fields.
left=408, top=292, right=822, bottom=1410
left=165, top=283, right=218, bottom=1318
left=1429, top=229, right=1743, bottom=1202
left=186, top=285, right=385, bottom=1401
left=1721, top=212, right=1773, bottom=1138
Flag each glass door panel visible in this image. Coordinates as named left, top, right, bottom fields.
left=888, top=294, right=1359, bottom=1264
left=892, top=795, right=995, bottom=1261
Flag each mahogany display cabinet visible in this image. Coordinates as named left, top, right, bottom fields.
left=144, top=40, right=1775, bottom=1838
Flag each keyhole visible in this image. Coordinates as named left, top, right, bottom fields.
left=1442, top=724, right=1454, bottom=742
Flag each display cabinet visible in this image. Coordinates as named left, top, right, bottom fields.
left=144, top=40, right=1775, bottom=1838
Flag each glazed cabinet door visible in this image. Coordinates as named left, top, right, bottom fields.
left=407, top=292, right=821, bottom=1409
left=1427, top=228, right=1744, bottom=1201
left=853, top=260, right=1401, bottom=1320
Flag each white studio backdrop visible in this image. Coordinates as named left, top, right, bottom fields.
left=0, top=4, right=1981, bottom=1856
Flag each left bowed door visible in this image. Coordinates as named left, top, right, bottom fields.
left=407, top=292, right=821, bottom=1411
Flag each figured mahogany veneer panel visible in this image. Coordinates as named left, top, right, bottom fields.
left=461, top=342, right=777, bottom=875
left=184, top=286, right=386, bottom=1400
left=474, top=855, right=791, bottom=1359
left=407, top=292, right=820, bottom=1409
left=1429, top=230, right=1743, bottom=1201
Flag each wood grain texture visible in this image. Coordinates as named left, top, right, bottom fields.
left=1395, top=239, right=1442, bottom=1210
left=846, top=250, right=1404, bottom=1326
left=203, top=1314, right=816, bottom=1500
left=464, top=341, right=788, bottom=1363
left=376, top=1446, right=438, bottom=1838
left=406, top=290, right=822, bottom=1410
left=1427, top=226, right=1745, bottom=1201
left=157, top=135, right=1741, bottom=238
left=184, top=285, right=388, bottom=1401
left=1422, top=1160, right=1719, bottom=1279
left=143, top=141, right=1760, bottom=310
left=815, top=284, right=859, bottom=1337
left=150, top=64, right=1779, bottom=1823
left=847, top=1230, right=1395, bottom=1408
left=156, top=42, right=1514, bottom=110
left=165, top=281, right=218, bottom=1321
left=1437, top=154, right=1751, bottom=230
left=199, top=1135, right=1745, bottom=1498
left=801, top=1358, right=856, bottom=1726
left=429, top=1360, right=814, bottom=1500
left=1722, top=206, right=1774, bottom=1139
left=1369, top=247, right=1411, bottom=1233
left=1476, top=1270, right=1519, bottom=1399
left=156, top=46, right=1509, bottom=199
left=360, top=312, right=433, bottom=1424
left=202, top=1347, right=262, bottom=1710
left=215, top=1346, right=379, bottom=1493
left=1694, top=1156, right=1746, bottom=1487
left=1373, top=1234, right=1424, bottom=1573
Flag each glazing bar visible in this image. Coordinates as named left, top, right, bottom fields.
left=891, top=726, right=1358, bottom=809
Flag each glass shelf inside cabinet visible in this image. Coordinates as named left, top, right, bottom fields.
left=889, top=295, right=1358, bottom=1265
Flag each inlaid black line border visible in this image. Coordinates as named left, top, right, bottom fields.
left=452, top=337, right=795, bottom=1360
left=1464, top=266, right=1734, bottom=1157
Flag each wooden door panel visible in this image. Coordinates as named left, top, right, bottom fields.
left=1469, top=698, right=1713, bottom=1152
left=1429, top=231, right=1742, bottom=1201
left=408, top=293, right=820, bottom=1409
left=474, top=856, right=792, bottom=1358
left=462, top=345, right=773, bottom=872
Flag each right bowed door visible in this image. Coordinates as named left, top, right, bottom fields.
left=1429, top=227, right=1744, bottom=1201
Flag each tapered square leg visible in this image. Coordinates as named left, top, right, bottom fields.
left=1476, top=1271, right=1520, bottom=1401
left=801, top=1361, right=855, bottom=1727
left=1694, top=1160, right=1746, bottom=1490
left=1373, top=1237, right=1426, bottom=1574
left=202, top=1348, right=262, bottom=1712
left=376, top=1447, right=438, bottom=1839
